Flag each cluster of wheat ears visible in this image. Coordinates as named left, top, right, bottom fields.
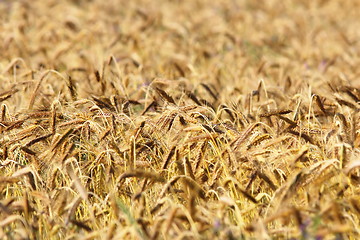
left=1, top=0, right=360, bottom=239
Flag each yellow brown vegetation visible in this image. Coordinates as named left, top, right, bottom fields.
left=1, top=0, right=360, bottom=239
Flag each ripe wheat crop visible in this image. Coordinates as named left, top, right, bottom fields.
left=1, top=0, right=360, bottom=239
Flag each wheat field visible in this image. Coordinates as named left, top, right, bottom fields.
left=1, top=0, right=360, bottom=239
